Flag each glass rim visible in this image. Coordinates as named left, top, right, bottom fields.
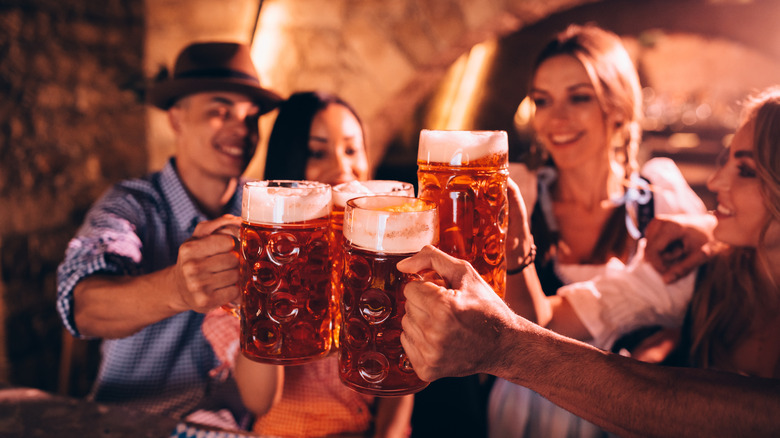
left=242, top=179, right=332, bottom=225
left=244, top=179, right=331, bottom=190
left=343, top=196, right=438, bottom=253
left=345, top=195, right=435, bottom=212
left=417, top=129, right=508, bottom=164
left=332, top=179, right=414, bottom=192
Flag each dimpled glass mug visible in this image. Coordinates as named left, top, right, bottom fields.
left=417, top=130, right=509, bottom=298
left=239, top=180, right=333, bottom=365
left=339, top=195, right=438, bottom=396
left=329, top=180, right=415, bottom=351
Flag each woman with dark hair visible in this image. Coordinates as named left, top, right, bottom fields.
left=203, top=91, right=412, bottom=438
left=264, top=91, right=369, bottom=184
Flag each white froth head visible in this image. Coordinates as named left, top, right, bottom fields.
left=242, top=180, right=331, bottom=224
left=332, top=180, right=415, bottom=208
left=344, top=196, right=438, bottom=254
left=417, top=129, right=508, bottom=165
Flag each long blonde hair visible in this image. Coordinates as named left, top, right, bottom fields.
left=688, top=88, right=780, bottom=370
left=531, top=23, right=643, bottom=177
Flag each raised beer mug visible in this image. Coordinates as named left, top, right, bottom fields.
left=417, top=129, right=509, bottom=298
left=339, top=195, right=438, bottom=396
left=239, top=180, right=333, bottom=365
left=330, top=180, right=415, bottom=350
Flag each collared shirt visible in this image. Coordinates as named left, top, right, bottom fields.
left=56, top=159, right=245, bottom=420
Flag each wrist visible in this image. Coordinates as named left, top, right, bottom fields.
left=507, top=242, right=536, bottom=275
left=165, top=265, right=191, bottom=313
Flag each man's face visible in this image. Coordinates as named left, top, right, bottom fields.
left=169, top=91, right=261, bottom=181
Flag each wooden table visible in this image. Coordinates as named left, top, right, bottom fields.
left=0, top=386, right=260, bottom=437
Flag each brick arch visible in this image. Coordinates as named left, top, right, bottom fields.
left=146, top=0, right=780, bottom=173
left=248, top=0, right=597, bottom=174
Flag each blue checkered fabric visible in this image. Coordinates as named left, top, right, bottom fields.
left=56, top=159, right=245, bottom=421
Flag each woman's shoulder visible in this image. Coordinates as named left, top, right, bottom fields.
left=640, top=157, right=706, bottom=215
left=640, top=157, right=686, bottom=187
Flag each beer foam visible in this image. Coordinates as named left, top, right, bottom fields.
left=344, top=197, right=438, bottom=254
left=243, top=181, right=331, bottom=224
left=417, top=129, right=508, bottom=165
left=332, top=180, right=415, bottom=208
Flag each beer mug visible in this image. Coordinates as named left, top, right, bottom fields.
left=239, top=180, right=333, bottom=365
left=330, top=180, right=415, bottom=350
left=417, top=129, right=509, bottom=298
left=339, top=195, right=438, bottom=396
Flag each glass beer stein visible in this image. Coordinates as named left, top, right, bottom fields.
left=330, top=180, right=415, bottom=350
left=239, top=180, right=333, bottom=365
left=417, top=129, right=509, bottom=298
left=339, top=196, right=438, bottom=396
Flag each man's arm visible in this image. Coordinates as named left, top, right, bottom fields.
left=497, top=321, right=780, bottom=438
left=73, top=215, right=242, bottom=338
left=399, top=246, right=780, bottom=438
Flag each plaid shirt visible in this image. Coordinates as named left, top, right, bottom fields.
left=56, top=159, right=247, bottom=422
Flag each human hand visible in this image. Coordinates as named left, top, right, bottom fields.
left=644, top=213, right=720, bottom=283
left=398, top=245, right=516, bottom=381
left=173, top=214, right=243, bottom=313
left=506, top=177, right=535, bottom=272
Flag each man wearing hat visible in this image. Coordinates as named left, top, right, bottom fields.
left=56, top=42, right=282, bottom=428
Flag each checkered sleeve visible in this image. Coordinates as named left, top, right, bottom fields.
left=56, top=189, right=145, bottom=338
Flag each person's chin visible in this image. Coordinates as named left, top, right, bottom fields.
left=713, top=226, right=751, bottom=248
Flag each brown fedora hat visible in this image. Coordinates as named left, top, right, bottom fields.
left=148, top=41, right=282, bottom=113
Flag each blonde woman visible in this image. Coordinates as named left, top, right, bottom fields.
left=497, top=24, right=706, bottom=437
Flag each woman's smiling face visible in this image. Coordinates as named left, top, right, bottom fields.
left=304, top=103, right=369, bottom=186
left=707, top=119, right=775, bottom=248
left=529, top=54, right=610, bottom=170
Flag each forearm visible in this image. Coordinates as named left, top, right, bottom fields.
left=234, top=354, right=283, bottom=417
left=504, top=264, right=550, bottom=325
left=73, top=267, right=186, bottom=338
left=372, top=395, right=413, bottom=438
left=495, top=318, right=780, bottom=437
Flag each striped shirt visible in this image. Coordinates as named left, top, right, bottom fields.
left=56, top=159, right=247, bottom=422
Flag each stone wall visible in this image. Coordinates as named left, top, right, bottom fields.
left=0, top=0, right=145, bottom=393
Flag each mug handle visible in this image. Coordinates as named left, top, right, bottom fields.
left=221, top=302, right=240, bottom=318
left=215, top=222, right=242, bottom=319
left=409, top=268, right=448, bottom=288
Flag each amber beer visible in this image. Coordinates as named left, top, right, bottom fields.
left=239, top=180, right=332, bottom=365
left=417, top=129, right=508, bottom=298
left=339, top=196, right=437, bottom=395
left=329, top=181, right=415, bottom=350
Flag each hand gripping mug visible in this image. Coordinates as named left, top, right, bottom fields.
left=330, top=180, right=415, bottom=350
left=417, top=130, right=509, bottom=298
left=339, top=195, right=438, bottom=396
left=239, top=180, right=333, bottom=365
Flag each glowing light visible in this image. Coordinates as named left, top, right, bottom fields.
left=251, top=1, right=288, bottom=84
left=668, top=133, right=700, bottom=149
left=246, top=1, right=290, bottom=179
left=514, top=96, right=534, bottom=132
left=428, top=39, right=498, bottom=130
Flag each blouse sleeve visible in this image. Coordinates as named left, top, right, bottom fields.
left=641, top=157, right=706, bottom=215
left=557, top=240, right=695, bottom=350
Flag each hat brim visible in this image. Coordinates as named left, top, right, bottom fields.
left=148, top=77, right=282, bottom=114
